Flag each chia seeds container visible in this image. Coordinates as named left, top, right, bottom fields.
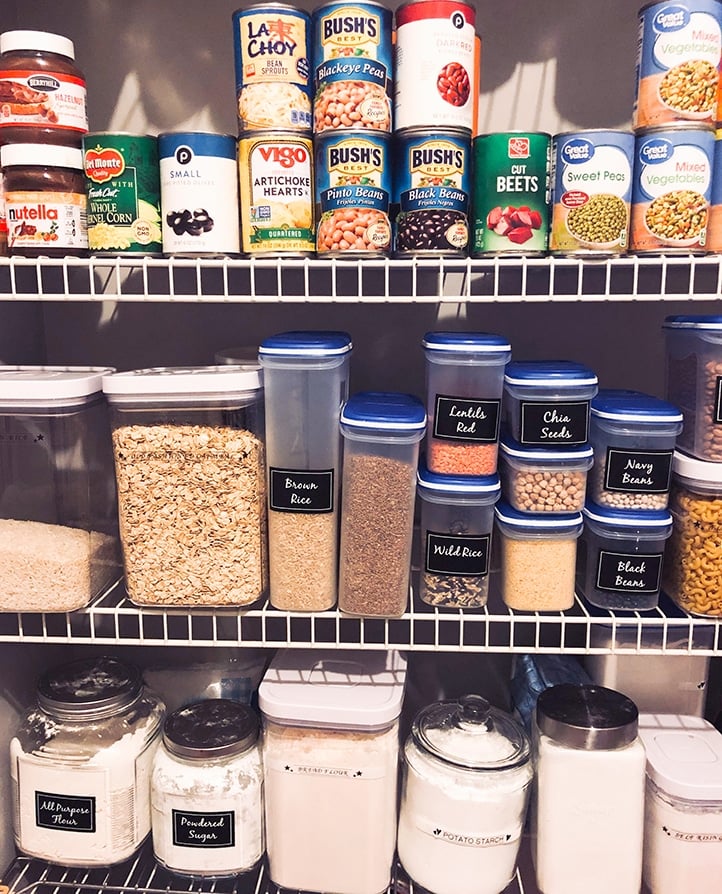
left=471, top=131, right=551, bottom=256
left=393, top=128, right=471, bottom=256
left=630, top=126, right=714, bottom=253
left=550, top=129, right=635, bottom=256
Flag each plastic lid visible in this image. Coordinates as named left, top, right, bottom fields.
left=37, top=656, right=142, bottom=720
left=259, top=331, right=352, bottom=358
left=536, top=684, right=639, bottom=750
left=258, top=649, right=407, bottom=730
left=0, top=29, right=75, bottom=59
left=494, top=499, right=583, bottom=532
left=411, top=694, right=531, bottom=771
left=504, top=360, right=598, bottom=387
left=417, top=459, right=501, bottom=498
left=0, top=144, right=83, bottom=170
left=672, top=449, right=722, bottom=486
left=638, top=714, right=722, bottom=801
left=102, top=365, right=262, bottom=396
left=340, top=391, right=426, bottom=432
left=591, top=389, right=683, bottom=424
left=163, top=699, right=259, bottom=760
left=421, top=331, right=512, bottom=354
left=0, top=366, right=113, bottom=401
left=215, top=346, right=261, bottom=367
left=663, top=315, right=722, bottom=331
left=499, top=434, right=594, bottom=462
left=582, top=501, right=673, bottom=530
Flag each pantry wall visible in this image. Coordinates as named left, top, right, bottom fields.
left=0, top=0, right=721, bottom=890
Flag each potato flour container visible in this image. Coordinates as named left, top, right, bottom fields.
left=398, top=695, right=532, bottom=894
left=259, top=648, right=407, bottom=894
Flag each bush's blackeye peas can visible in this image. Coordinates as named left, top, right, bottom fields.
left=315, top=129, right=391, bottom=255
left=158, top=132, right=240, bottom=257
left=550, top=130, right=635, bottom=256
left=311, top=1, right=394, bottom=135
left=238, top=130, right=314, bottom=256
left=392, top=128, right=470, bottom=257
left=630, top=125, right=714, bottom=253
left=471, top=131, right=551, bottom=257
left=232, top=4, right=312, bottom=132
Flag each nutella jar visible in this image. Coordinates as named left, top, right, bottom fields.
left=1, top=143, right=87, bottom=256
left=0, top=30, right=88, bottom=147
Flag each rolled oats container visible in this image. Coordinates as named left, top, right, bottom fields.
left=102, top=365, right=267, bottom=608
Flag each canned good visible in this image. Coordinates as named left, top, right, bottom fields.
left=232, top=4, right=312, bottom=132
left=393, top=128, right=470, bottom=256
left=471, top=131, right=551, bottom=256
left=394, top=0, right=479, bottom=133
left=312, top=1, right=393, bottom=134
left=238, top=131, right=314, bottom=255
left=550, top=130, right=635, bottom=256
left=158, top=132, right=240, bottom=257
left=634, top=1, right=722, bottom=131
left=630, top=125, right=714, bottom=253
left=315, top=129, right=391, bottom=255
left=706, top=127, right=722, bottom=250
left=82, top=132, right=161, bottom=255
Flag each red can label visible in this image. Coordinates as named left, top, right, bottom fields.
left=0, top=69, right=88, bottom=134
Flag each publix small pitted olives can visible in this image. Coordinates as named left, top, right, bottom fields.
left=471, top=131, right=551, bottom=257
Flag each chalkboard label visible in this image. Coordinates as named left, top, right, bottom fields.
left=270, top=468, right=334, bottom=513
left=35, top=792, right=95, bottom=832
left=172, top=809, right=235, bottom=848
left=433, top=395, right=501, bottom=443
left=596, top=550, right=663, bottom=594
left=425, top=532, right=490, bottom=576
left=604, top=448, right=672, bottom=493
left=715, top=376, right=722, bottom=424
left=519, top=400, right=589, bottom=445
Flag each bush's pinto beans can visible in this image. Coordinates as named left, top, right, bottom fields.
left=394, top=0, right=479, bottom=134
left=238, top=130, right=314, bottom=256
left=634, top=0, right=722, bottom=131
left=550, top=130, right=635, bottom=257
left=315, top=129, right=391, bottom=255
left=158, top=132, right=241, bottom=257
left=471, top=131, right=551, bottom=257
left=706, top=128, right=722, bottom=250
left=312, top=1, right=393, bottom=134
left=392, top=128, right=470, bottom=257
left=232, top=4, right=312, bottom=132
left=630, top=125, right=714, bottom=253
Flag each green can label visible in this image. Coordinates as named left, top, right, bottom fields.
left=471, top=132, right=551, bottom=256
left=82, top=133, right=161, bottom=254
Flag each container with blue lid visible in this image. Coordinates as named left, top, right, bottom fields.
left=503, top=360, right=598, bottom=446
left=416, top=460, right=501, bottom=608
left=588, top=389, right=683, bottom=511
left=662, top=315, right=722, bottom=463
left=578, top=501, right=673, bottom=612
left=339, top=392, right=426, bottom=618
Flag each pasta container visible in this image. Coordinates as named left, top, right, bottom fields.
left=0, top=366, right=120, bottom=613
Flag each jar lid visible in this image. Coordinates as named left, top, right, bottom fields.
left=417, top=459, right=501, bottom=498
left=494, top=499, right=583, bottom=532
left=102, top=365, right=262, bottom=397
left=340, top=391, right=426, bottom=432
left=215, top=346, right=261, bottom=367
left=0, top=366, right=113, bottom=402
left=591, top=389, right=683, bottom=424
left=499, top=434, right=594, bottom=462
left=412, top=694, right=530, bottom=771
left=663, top=315, right=722, bottom=331
left=163, top=699, right=259, bottom=759
left=504, top=360, right=598, bottom=388
left=672, top=449, right=722, bottom=485
left=421, top=331, right=512, bottom=355
left=536, top=684, right=639, bottom=750
left=0, top=144, right=83, bottom=170
left=638, top=714, right=722, bottom=801
left=0, top=29, right=75, bottom=59
left=37, top=656, right=142, bottom=719
left=259, top=330, right=353, bottom=358
left=582, top=501, right=673, bottom=530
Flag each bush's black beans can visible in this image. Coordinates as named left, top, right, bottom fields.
left=312, top=1, right=394, bottom=135
left=158, top=132, right=240, bottom=257
left=393, top=127, right=470, bottom=257
left=315, top=129, right=391, bottom=255
left=232, top=4, right=312, bottom=132
left=471, top=131, right=551, bottom=257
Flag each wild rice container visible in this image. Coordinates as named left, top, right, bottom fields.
left=630, top=125, right=714, bottom=253
left=550, top=130, right=635, bottom=256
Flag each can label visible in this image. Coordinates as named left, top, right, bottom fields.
left=83, top=134, right=161, bottom=254
left=471, top=132, right=551, bottom=256
left=394, top=0, right=478, bottom=133
left=634, top=0, right=722, bottom=130
left=232, top=5, right=312, bottom=131
left=315, top=130, right=391, bottom=254
left=550, top=130, right=635, bottom=255
left=5, top=190, right=87, bottom=251
left=393, top=129, right=470, bottom=255
left=0, top=171, right=6, bottom=253
left=159, top=133, right=240, bottom=256
left=630, top=126, right=714, bottom=252
left=238, top=131, right=314, bottom=254
left=312, top=2, right=393, bottom=133
left=0, top=69, right=88, bottom=135
left=706, top=127, right=722, bottom=250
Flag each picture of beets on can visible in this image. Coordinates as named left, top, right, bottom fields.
left=437, top=61, right=471, bottom=107
left=486, top=205, right=543, bottom=245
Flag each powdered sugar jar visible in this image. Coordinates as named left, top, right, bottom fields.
left=10, top=655, right=165, bottom=866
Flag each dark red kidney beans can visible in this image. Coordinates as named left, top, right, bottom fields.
left=392, top=128, right=470, bottom=256
left=471, top=131, right=551, bottom=257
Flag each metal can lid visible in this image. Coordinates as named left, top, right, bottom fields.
left=0, top=29, right=75, bottom=59
left=163, top=699, right=259, bottom=759
left=37, top=656, right=142, bottom=718
left=536, top=683, right=639, bottom=750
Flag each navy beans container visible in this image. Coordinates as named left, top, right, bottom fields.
left=503, top=361, right=599, bottom=447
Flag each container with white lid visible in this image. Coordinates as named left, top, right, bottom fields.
left=638, top=714, right=722, bottom=894
left=102, top=365, right=266, bottom=607
left=0, top=366, right=120, bottom=612
left=258, top=648, right=407, bottom=894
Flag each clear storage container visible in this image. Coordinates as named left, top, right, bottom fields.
left=416, top=460, right=500, bottom=608
left=663, top=315, right=722, bottom=462
left=0, top=366, right=120, bottom=612
left=258, top=331, right=352, bottom=612
left=589, top=389, right=683, bottom=509
left=338, top=391, right=426, bottom=618
left=503, top=360, right=598, bottom=446
left=422, top=331, right=511, bottom=476
left=578, top=502, right=673, bottom=611
left=258, top=648, right=407, bottom=894
left=102, top=365, right=266, bottom=607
